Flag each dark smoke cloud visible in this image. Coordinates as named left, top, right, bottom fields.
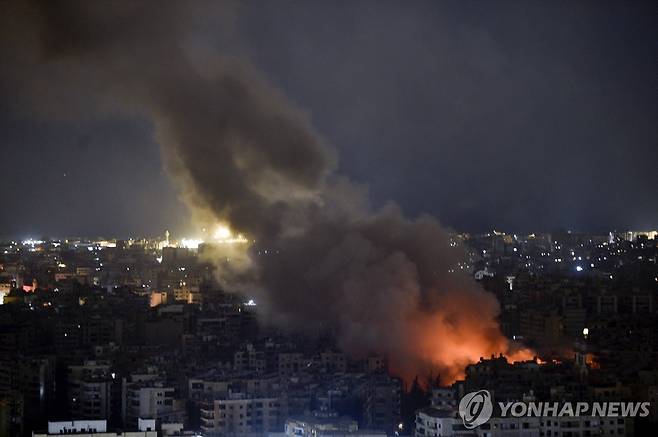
left=0, top=0, right=529, bottom=382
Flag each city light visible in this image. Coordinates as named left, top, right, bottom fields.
left=180, top=238, right=203, bottom=249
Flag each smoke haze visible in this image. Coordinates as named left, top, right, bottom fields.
left=0, top=1, right=531, bottom=383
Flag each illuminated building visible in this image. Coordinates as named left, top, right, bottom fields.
left=414, top=407, right=628, bottom=437
left=200, top=395, right=281, bottom=436
left=121, top=378, right=186, bottom=429
left=623, top=230, right=658, bottom=241
left=149, top=290, right=168, bottom=307
left=285, top=414, right=386, bottom=436
left=32, top=419, right=157, bottom=436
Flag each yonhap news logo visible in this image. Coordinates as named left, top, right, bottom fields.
left=459, top=390, right=493, bottom=429
left=458, top=390, right=651, bottom=429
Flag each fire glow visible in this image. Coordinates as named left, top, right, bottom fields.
left=385, top=287, right=535, bottom=385
left=410, top=314, right=534, bottom=383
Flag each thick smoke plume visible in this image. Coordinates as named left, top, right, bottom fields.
left=1, top=1, right=532, bottom=383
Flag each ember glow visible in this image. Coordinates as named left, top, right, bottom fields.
left=408, top=313, right=534, bottom=384
left=383, top=290, right=535, bottom=384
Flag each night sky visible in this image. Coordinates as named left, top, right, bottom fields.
left=0, top=1, right=656, bottom=238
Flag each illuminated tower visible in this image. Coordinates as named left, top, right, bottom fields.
left=505, top=275, right=515, bottom=291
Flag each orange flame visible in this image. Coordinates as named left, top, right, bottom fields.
left=387, top=289, right=535, bottom=385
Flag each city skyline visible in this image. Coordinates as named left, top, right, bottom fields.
left=0, top=2, right=656, bottom=436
